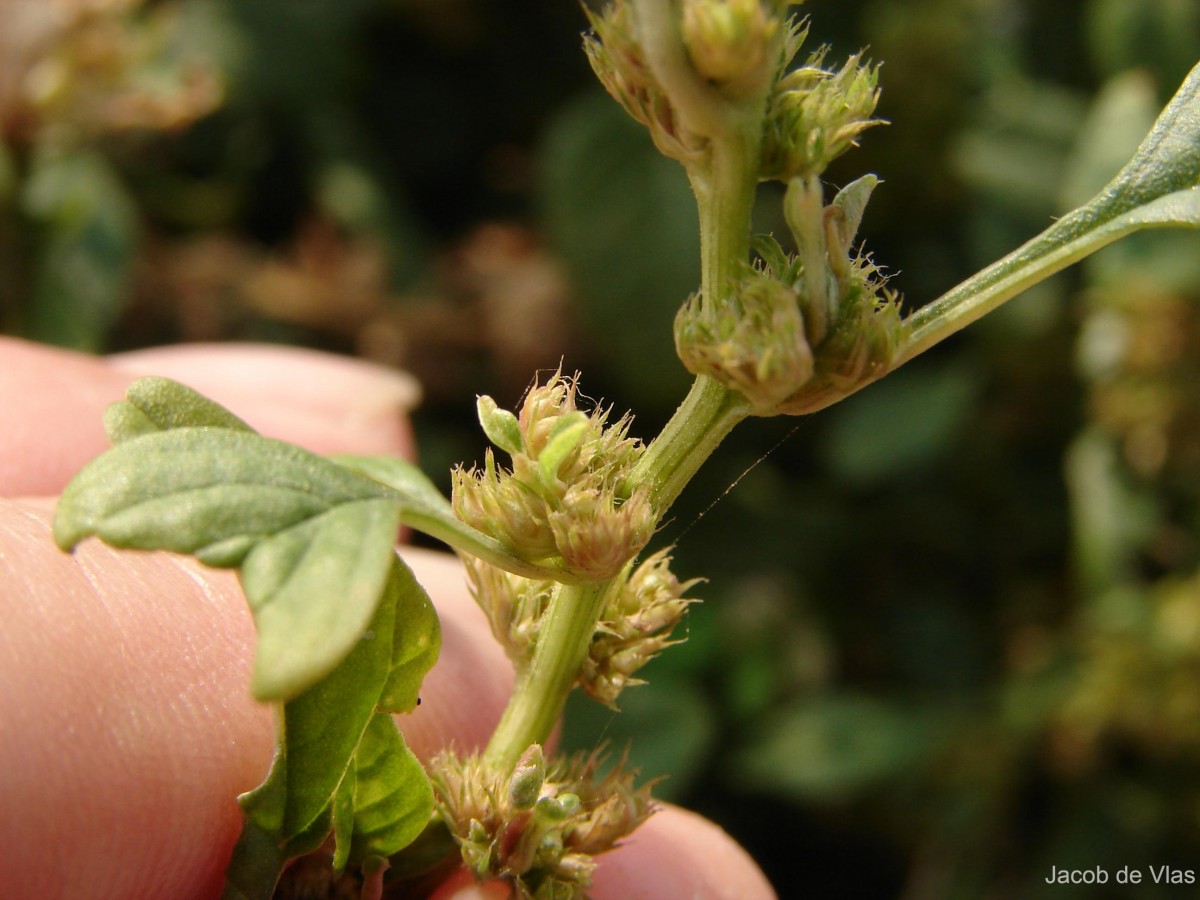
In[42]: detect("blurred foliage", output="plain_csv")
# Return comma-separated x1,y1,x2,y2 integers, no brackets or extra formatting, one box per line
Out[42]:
4,0,1200,896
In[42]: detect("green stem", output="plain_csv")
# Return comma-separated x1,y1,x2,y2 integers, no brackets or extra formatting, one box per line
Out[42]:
690,135,759,305
483,582,612,770
631,374,748,514
896,205,1112,366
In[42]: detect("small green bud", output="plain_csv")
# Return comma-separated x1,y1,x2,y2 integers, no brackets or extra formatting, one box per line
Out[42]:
509,745,547,811
477,395,525,457
538,411,589,483
681,0,782,100
535,791,582,824
761,50,883,180
463,819,494,880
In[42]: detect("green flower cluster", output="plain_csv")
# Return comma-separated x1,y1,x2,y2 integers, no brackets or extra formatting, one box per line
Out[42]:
677,175,907,415
465,548,698,707
451,373,654,580
430,745,654,899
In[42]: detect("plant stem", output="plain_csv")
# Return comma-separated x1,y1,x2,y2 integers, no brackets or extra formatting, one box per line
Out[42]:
483,581,612,770
631,373,748,514
896,205,1109,366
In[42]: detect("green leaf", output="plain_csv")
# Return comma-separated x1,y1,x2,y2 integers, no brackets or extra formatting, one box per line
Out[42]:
820,361,979,487
378,556,440,714
54,428,387,563
331,755,358,872
332,454,585,584
828,174,879,248
734,694,944,802
343,713,435,865
902,61,1200,365
243,575,398,838
21,150,138,351
104,376,253,442
219,819,289,900
240,497,403,700
540,91,696,405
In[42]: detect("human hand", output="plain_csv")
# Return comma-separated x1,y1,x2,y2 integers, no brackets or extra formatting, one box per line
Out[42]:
0,338,775,899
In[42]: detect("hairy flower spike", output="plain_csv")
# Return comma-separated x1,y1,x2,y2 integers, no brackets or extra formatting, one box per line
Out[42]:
430,747,654,899
452,372,652,579
761,49,883,180
675,174,908,415
581,549,701,707
675,264,814,414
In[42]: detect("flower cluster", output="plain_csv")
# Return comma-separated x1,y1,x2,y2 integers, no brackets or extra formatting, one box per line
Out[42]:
583,0,708,165
583,0,794,165
452,372,654,580
580,549,700,707
430,745,654,899
677,174,907,415
680,0,788,101
760,48,883,181
465,548,698,705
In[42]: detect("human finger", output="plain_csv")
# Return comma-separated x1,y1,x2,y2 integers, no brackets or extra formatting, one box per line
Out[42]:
0,338,420,496
0,500,510,900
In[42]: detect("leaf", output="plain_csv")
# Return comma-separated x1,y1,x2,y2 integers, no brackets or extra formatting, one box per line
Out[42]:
54,428,387,564
903,62,1200,364
378,556,440,714
828,174,879,248
538,411,589,483
331,756,358,872
477,395,524,456
240,497,403,700
219,819,289,900
342,713,435,866
242,574,397,838
332,454,585,583
539,91,696,405
104,376,253,442
820,361,979,487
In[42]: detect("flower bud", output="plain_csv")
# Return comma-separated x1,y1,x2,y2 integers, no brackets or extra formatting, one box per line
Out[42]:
675,267,815,414
761,50,883,180
429,748,652,897
452,372,650,578
509,745,547,811
584,0,709,164
477,395,524,457
580,550,700,707
681,0,783,100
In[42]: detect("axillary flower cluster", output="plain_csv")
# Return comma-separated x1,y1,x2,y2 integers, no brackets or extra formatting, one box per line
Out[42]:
452,373,654,581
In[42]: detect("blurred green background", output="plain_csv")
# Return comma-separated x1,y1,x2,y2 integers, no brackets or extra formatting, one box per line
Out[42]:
4,0,1200,895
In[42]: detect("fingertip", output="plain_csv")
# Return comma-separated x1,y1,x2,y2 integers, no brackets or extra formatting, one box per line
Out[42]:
591,803,776,900
109,343,421,458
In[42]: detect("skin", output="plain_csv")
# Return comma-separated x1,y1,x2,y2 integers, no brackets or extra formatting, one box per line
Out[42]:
0,337,776,900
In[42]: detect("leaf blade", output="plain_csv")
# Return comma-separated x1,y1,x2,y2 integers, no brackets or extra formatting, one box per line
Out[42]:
54,429,386,560
241,497,404,700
